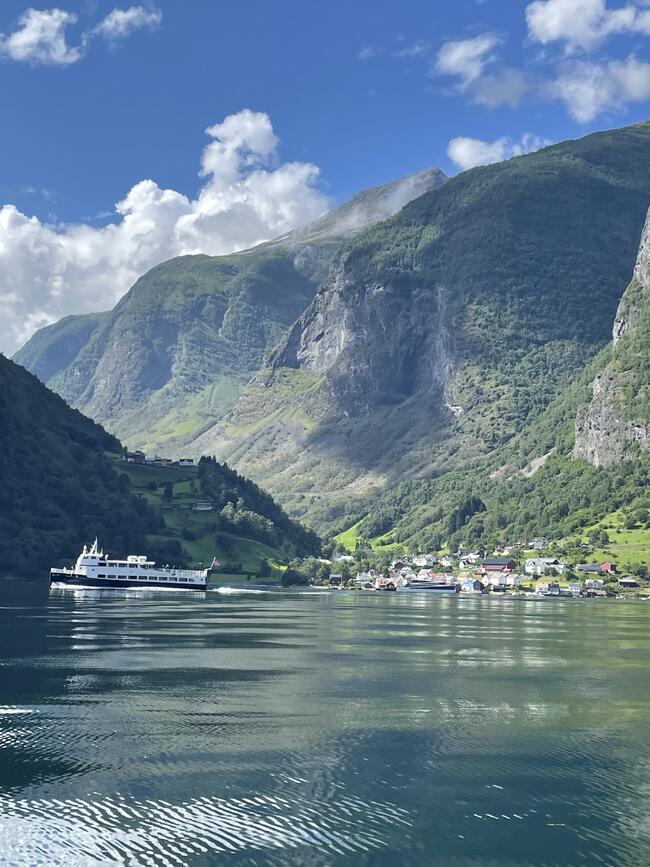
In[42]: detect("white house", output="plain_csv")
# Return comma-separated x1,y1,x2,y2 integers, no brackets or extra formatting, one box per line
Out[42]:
413,554,437,568
486,573,522,589
193,502,214,512
178,458,194,467
524,557,565,577
461,578,485,593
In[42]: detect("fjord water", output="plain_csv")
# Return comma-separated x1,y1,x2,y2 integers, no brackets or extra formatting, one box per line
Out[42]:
1,587,649,866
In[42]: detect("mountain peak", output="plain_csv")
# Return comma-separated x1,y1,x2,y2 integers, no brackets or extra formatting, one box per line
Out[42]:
254,167,447,250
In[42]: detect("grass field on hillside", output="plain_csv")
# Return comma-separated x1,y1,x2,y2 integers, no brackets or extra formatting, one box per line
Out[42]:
115,459,291,575
571,511,650,567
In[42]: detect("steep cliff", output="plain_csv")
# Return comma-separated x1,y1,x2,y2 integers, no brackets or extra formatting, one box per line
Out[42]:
15,168,445,454
192,121,650,533
574,211,650,466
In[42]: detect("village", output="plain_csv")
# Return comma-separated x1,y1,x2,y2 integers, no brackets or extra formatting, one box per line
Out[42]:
322,543,647,597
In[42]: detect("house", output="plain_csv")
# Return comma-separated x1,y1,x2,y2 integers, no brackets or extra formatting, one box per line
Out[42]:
524,557,565,577
577,564,603,575
461,578,485,593
459,553,481,570
568,581,582,596
600,561,618,574
485,573,522,588
178,458,194,467
329,573,343,587
413,554,437,568
333,553,355,563
126,450,146,464
440,556,454,568
530,537,550,550
391,560,409,571
585,578,604,590
193,502,214,512
618,576,640,589
481,557,516,573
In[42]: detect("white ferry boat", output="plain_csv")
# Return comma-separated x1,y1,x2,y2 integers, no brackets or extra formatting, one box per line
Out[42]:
50,541,208,591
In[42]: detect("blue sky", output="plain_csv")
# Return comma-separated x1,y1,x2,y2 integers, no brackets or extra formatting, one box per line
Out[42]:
2,0,650,353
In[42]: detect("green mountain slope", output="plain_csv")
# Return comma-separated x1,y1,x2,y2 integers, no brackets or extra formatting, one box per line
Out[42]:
116,457,321,576
335,206,650,565
193,121,650,535
15,169,445,455
13,311,110,384
0,354,157,576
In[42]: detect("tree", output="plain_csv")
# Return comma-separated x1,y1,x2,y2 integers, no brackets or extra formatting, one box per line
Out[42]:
163,482,174,502
281,568,308,587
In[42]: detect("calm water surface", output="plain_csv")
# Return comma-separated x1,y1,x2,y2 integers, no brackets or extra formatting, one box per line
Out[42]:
0,584,649,866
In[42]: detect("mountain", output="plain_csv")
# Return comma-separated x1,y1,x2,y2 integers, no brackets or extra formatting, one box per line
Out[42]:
12,311,110,385
14,168,445,455
574,207,650,466
329,211,650,559
0,354,156,576
191,122,650,535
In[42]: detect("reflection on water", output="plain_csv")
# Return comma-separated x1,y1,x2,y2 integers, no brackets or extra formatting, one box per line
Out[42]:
0,585,649,865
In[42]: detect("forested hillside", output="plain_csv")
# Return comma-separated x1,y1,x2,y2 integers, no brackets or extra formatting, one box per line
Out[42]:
0,355,158,576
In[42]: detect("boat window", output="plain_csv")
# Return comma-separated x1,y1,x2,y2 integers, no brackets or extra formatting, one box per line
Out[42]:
98,574,105,578
138,576,147,580
169,577,177,581
158,577,167,581
119,575,127,579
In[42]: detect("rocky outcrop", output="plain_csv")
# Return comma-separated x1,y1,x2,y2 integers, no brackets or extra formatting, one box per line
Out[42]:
574,209,650,466
270,259,454,417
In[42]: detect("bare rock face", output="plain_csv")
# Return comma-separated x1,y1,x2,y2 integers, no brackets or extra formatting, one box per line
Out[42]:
574,208,650,465
269,255,454,418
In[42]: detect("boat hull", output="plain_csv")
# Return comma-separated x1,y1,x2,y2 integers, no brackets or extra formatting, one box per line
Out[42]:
50,571,206,591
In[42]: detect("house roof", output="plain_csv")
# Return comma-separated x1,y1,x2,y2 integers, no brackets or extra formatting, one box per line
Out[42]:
577,564,602,572
482,557,515,566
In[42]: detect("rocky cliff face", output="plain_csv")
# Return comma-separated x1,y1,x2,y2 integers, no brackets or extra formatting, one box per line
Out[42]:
574,210,650,466
270,258,454,417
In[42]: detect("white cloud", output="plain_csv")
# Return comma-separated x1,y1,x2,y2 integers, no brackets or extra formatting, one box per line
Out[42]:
526,0,650,53
0,8,81,65
93,6,162,41
0,5,163,66
436,34,501,86
447,133,553,171
358,44,376,60
470,68,529,108
549,54,650,121
434,34,528,108
0,110,328,355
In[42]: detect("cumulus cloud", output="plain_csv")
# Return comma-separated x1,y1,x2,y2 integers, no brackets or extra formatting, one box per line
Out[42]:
92,6,162,41
0,8,81,65
434,34,528,108
0,110,328,355
436,34,501,86
526,0,650,53
548,54,650,121
0,5,162,65
447,133,553,171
